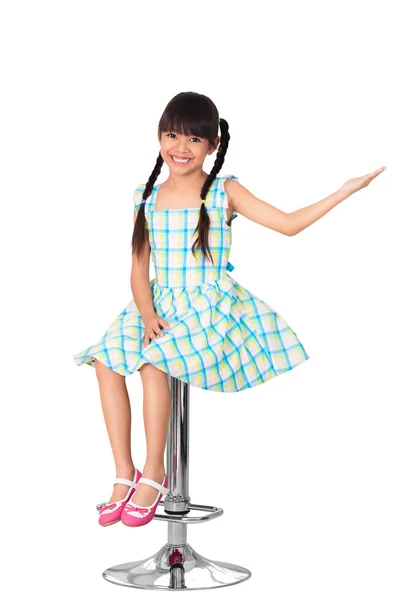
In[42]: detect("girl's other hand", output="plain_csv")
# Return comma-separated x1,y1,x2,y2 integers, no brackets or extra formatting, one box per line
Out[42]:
339,166,387,197
142,312,170,348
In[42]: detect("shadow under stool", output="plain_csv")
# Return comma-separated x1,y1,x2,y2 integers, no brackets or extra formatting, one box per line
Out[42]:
96,374,251,590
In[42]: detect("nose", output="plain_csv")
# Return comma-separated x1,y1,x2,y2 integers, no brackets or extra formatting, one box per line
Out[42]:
175,137,190,153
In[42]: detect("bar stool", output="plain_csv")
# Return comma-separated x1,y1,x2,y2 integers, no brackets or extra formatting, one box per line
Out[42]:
96,374,251,590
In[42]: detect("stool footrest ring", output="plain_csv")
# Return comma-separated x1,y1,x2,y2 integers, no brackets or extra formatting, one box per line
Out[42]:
153,500,223,524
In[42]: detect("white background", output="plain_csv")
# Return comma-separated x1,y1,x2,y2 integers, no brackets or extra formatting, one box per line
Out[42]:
1,0,399,598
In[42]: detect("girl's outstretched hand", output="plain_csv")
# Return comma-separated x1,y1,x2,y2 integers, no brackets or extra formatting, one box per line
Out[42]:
142,312,170,348
339,166,387,196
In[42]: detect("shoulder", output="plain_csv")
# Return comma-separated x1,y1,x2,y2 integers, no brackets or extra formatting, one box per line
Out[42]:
218,174,240,206
220,174,239,192
133,183,150,229
133,183,147,209
133,183,146,201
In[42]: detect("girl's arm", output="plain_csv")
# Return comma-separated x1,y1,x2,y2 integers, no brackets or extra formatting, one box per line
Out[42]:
227,167,386,236
130,212,155,319
131,203,170,347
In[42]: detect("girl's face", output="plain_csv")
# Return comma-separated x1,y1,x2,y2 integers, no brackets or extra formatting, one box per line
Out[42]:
159,130,219,174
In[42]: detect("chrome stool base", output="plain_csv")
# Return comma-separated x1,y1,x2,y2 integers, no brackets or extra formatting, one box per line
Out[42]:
103,542,251,590
101,376,251,589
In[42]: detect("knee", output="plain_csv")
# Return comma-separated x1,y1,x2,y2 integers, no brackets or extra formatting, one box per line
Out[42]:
93,357,124,381
140,362,159,373
93,357,105,377
139,362,168,380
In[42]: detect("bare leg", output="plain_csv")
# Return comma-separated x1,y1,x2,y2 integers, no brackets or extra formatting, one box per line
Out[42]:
131,363,171,507
93,358,135,503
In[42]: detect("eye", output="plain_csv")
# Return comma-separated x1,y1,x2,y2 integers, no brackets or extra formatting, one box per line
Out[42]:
166,133,202,142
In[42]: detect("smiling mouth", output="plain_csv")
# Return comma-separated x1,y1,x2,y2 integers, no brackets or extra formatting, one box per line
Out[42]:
171,155,192,164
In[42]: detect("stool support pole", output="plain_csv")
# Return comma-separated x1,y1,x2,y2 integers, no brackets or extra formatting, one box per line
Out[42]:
165,374,190,546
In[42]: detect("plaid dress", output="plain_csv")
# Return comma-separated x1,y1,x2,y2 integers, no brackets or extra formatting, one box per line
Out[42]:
73,174,310,392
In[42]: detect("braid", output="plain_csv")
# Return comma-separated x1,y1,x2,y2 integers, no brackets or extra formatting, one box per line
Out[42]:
131,152,164,257
191,117,231,262
143,152,164,201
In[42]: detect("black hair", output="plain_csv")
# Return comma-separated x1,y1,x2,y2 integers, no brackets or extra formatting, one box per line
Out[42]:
131,91,231,263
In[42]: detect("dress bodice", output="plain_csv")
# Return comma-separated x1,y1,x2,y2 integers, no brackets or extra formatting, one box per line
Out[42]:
134,175,239,288
75,173,310,391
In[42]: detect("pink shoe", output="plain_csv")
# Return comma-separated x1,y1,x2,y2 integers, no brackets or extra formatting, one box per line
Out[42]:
121,474,169,527
97,467,143,527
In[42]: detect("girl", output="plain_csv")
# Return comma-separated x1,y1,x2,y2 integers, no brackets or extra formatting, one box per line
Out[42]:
73,91,386,528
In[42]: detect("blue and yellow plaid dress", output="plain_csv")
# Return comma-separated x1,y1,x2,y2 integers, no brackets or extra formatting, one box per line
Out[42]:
73,174,310,392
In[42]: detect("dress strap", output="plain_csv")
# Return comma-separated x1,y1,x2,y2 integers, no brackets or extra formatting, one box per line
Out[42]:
134,183,156,228
134,184,146,215
218,175,240,274
218,174,239,208
218,174,240,228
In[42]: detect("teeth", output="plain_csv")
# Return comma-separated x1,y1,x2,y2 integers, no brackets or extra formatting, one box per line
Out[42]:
172,156,190,163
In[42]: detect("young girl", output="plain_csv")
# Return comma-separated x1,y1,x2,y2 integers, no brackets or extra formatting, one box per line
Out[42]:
73,91,386,528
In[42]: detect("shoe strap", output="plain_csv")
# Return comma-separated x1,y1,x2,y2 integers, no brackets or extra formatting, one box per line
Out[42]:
139,476,169,495
114,477,136,487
